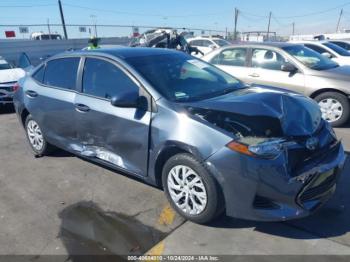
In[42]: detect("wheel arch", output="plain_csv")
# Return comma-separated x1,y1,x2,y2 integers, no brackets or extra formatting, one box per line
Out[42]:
20,108,30,127
153,142,203,188
310,88,349,99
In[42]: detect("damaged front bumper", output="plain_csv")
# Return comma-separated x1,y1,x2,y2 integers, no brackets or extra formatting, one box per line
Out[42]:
205,134,346,222
0,82,16,105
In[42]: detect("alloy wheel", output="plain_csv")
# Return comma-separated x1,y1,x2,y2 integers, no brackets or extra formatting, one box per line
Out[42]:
27,120,44,151
167,165,207,215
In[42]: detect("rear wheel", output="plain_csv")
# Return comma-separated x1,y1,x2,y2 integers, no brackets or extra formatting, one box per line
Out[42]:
25,115,53,156
315,92,350,127
162,153,224,224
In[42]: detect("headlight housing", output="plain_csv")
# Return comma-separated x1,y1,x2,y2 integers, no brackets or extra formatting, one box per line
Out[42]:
227,137,294,159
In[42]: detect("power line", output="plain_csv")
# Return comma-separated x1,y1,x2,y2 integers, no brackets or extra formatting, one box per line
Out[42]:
63,3,230,18
239,2,350,20
0,4,55,8
275,2,350,19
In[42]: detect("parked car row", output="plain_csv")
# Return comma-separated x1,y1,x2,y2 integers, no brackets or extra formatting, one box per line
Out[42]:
202,41,350,127
11,46,345,224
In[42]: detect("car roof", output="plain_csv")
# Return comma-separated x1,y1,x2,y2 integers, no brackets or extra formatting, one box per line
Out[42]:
188,37,221,40
291,40,328,45
56,47,182,59
221,42,301,49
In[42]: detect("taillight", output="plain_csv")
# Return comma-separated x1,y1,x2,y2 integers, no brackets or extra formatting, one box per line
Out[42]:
13,82,20,92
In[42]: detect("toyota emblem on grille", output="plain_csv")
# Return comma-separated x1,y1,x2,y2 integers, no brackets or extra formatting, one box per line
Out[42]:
306,137,319,151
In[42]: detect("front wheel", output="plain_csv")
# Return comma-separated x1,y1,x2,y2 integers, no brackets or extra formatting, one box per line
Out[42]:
162,153,224,224
25,115,53,156
315,92,350,127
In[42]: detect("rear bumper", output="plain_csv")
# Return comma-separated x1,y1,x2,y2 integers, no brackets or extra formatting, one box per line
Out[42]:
206,140,346,222
0,82,16,105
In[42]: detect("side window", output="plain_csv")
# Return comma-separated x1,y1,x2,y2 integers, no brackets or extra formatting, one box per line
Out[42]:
82,58,139,99
32,65,45,83
202,40,213,47
212,48,247,67
190,40,203,46
252,49,287,71
305,44,331,56
43,57,80,90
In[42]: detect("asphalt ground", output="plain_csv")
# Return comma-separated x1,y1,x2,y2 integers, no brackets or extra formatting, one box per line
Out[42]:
1,105,350,261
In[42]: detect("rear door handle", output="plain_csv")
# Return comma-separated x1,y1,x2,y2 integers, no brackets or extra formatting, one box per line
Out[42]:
75,103,90,112
248,73,260,78
25,90,38,98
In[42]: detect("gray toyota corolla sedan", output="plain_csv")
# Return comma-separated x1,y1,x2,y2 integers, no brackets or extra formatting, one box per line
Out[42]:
13,48,345,223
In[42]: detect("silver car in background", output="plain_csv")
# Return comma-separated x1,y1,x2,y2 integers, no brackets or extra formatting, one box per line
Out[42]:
202,43,350,127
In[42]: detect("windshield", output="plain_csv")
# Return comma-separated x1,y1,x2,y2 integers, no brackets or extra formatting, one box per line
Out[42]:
0,60,12,70
126,52,243,102
282,45,339,70
323,42,350,56
213,39,231,47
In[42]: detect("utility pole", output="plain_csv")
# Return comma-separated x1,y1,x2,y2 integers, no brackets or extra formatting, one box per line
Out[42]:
233,8,239,41
267,11,272,41
90,14,98,38
47,18,51,39
292,22,295,35
58,0,68,39
336,8,343,33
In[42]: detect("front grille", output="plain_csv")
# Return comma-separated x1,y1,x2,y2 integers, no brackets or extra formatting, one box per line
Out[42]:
253,195,279,209
297,169,337,205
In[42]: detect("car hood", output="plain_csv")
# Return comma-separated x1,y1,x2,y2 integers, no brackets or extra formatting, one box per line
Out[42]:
0,68,25,83
308,65,350,81
186,86,322,137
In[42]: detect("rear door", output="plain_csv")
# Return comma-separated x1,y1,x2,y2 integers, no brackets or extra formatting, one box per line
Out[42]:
247,48,305,94
25,57,80,148
74,57,151,176
210,47,250,82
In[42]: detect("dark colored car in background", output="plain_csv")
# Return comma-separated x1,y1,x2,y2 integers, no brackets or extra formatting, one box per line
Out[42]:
13,48,345,223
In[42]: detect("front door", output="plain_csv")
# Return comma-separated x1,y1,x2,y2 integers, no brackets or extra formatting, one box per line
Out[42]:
247,48,305,94
74,57,151,176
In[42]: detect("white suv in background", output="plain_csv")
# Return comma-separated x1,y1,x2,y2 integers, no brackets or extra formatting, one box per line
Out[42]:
291,40,350,66
187,37,231,57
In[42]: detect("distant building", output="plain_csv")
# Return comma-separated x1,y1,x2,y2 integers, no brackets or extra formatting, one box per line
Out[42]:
240,31,277,42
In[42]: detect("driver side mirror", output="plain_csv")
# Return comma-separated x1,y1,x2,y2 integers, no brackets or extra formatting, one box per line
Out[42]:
281,62,298,73
111,92,140,108
321,52,332,59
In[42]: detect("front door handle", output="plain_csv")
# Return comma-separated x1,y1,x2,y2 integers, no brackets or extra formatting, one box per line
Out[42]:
75,103,90,112
25,90,38,98
248,73,260,78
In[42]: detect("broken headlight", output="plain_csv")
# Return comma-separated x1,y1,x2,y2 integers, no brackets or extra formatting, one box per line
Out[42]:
227,137,293,159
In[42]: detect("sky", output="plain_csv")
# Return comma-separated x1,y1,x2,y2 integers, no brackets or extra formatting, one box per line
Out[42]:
0,0,350,38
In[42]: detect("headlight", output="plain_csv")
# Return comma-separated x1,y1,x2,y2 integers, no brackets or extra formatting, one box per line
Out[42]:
227,137,293,159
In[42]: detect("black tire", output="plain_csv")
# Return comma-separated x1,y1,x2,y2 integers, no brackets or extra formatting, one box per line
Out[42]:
314,92,350,127
162,153,224,224
25,114,54,156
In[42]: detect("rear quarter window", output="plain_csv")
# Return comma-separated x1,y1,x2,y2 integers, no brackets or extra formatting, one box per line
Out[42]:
32,65,45,83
